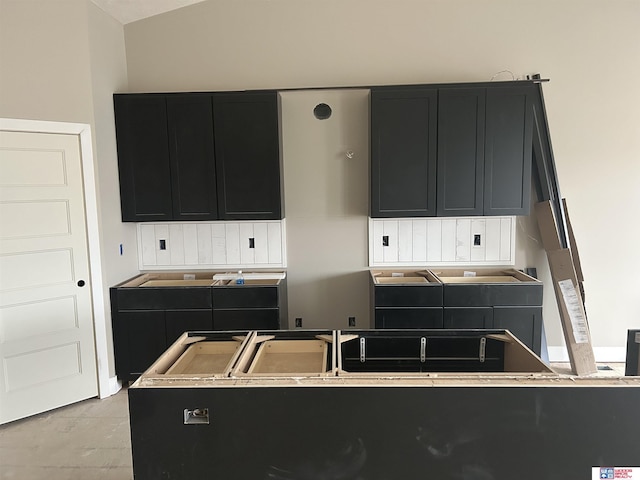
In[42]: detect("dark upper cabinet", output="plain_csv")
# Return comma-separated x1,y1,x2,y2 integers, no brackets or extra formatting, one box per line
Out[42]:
114,91,282,222
484,85,534,215
114,94,173,222
213,92,282,220
437,88,485,216
166,94,218,220
370,82,535,218
370,87,438,217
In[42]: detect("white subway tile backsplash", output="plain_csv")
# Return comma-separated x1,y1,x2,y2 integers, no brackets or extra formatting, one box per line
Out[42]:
485,218,501,261
211,223,227,264
470,219,486,262
137,220,287,270
441,219,456,262
182,224,199,265
169,224,185,265
253,223,269,264
398,220,413,262
455,219,471,262
239,223,255,265
140,224,157,266
382,221,399,263
267,222,283,265
155,224,170,265
224,223,241,265
197,224,213,264
412,219,428,263
369,216,515,267
426,220,442,262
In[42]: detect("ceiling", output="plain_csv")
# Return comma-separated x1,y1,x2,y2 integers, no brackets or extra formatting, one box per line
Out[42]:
90,0,206,25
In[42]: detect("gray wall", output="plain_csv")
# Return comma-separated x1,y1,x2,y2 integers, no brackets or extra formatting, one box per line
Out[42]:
280,89,370,329
122,0,640,352
0,0,138,376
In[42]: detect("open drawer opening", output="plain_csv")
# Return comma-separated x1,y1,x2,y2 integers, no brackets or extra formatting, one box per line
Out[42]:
337,330,551,375
232,331,335,377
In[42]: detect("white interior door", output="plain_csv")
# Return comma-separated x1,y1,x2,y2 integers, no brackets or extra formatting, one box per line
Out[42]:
0,130,98,424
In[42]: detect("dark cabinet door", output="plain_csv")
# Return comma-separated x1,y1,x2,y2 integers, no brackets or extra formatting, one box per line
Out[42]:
165,310,214,345
374,308,444,329
213,309,280,331
493,306,542,354
437,88,485,216
370,87,438,217
116,311,167,380
484,85,534,215
213,92,282,220
443,307,493,329
114,94,173,222
167,94,218,220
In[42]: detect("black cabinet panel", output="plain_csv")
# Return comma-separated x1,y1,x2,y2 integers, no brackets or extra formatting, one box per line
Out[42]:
117,287,212,310
111,278,287,381
117,311,167,379
484,85,534,215
213,92,281,220
374,308,443,329
213,309,279,331
437,88,485,216
165,310,214,345
443,307,493,329
166,94,218,220
130,384,640,480
493,306,542,353
443,283,543,307
374,284,443,307
115,91,282,222
212,286,279,309
370,82,533,218
114,94,173,222
370,88,437,217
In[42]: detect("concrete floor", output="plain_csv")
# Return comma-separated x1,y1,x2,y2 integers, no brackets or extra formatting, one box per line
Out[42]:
0,388,132,480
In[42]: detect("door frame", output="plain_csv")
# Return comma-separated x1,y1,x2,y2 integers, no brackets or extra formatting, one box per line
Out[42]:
0,117,110,398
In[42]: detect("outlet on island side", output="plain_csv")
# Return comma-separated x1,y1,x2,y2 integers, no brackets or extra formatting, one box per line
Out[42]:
348,316,356,327
295,317,302,328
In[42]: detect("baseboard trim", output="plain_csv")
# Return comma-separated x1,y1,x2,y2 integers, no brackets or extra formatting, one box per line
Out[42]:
548,346,627,363
105,376,122,397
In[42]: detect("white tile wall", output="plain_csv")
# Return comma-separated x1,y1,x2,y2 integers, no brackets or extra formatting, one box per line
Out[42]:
137,220,287,270
369,217,515,267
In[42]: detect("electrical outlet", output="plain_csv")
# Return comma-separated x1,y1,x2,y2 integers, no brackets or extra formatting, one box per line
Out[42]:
295,317,302,328
348,316,356,327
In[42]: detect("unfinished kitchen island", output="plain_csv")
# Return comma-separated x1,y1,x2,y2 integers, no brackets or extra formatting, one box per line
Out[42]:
128,329,640,480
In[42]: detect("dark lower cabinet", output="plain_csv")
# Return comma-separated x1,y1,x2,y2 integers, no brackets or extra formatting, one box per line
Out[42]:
128,329,640,480
115,311,167,379
374,308,443,329
370,270,543,355
165,310,214,345
493,306,542,354
443,307,493,329
213,309,280,331
111,275,287,382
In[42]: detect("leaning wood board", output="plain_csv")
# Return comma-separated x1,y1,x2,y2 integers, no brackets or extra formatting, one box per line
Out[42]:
536,200,596,376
